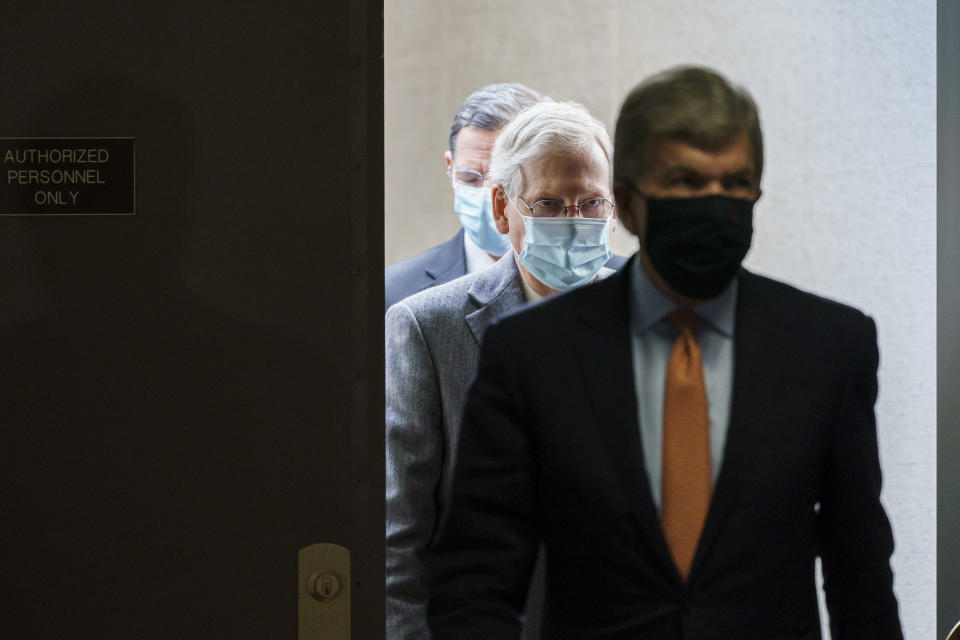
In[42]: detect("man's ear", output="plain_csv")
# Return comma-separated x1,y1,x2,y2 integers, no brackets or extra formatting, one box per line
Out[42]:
492,186,510,234
613,180,640,238
444,150,453,177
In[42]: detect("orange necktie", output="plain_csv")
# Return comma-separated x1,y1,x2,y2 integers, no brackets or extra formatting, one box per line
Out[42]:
661,309,711,580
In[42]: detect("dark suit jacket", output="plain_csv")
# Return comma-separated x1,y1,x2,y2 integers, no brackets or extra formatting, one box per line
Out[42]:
385,228,628,311
386,230,468,311
425,257,902,640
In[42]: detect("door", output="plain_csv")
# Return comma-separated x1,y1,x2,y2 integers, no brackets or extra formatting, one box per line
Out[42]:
0,2,383,638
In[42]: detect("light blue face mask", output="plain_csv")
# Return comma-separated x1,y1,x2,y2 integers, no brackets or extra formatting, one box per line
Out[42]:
453,182,512,256
516,213,613,291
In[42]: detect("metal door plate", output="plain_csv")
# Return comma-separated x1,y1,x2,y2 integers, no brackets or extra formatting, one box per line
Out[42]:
299,543,350,639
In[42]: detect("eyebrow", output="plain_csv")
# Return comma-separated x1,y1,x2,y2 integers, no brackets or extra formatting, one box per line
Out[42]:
664,165,756,180
727,168,756,180
527,192,610,203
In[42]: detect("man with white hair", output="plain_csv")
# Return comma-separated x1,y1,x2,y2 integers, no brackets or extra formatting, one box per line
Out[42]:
384,83,543,311
386,101,617,639
384,83,626,311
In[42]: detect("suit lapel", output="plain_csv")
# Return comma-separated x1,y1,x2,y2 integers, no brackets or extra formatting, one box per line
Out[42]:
464,256,525,345
423,229,467,289
574,266,788,586
571,263,681,585
688,269,784,581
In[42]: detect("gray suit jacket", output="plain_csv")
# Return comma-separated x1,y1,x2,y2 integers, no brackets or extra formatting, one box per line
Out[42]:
385,255,526,640
386,256,615,638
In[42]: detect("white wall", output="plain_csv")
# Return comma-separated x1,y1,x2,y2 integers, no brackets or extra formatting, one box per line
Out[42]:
385,2,936,637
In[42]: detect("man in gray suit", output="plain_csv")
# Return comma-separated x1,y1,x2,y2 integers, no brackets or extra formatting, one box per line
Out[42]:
386,101,619,639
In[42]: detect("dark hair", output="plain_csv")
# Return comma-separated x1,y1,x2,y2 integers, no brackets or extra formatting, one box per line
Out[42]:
448,83,544,155
614,66,763,186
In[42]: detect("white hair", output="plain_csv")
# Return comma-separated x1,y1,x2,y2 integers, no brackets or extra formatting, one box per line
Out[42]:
487,101,613,199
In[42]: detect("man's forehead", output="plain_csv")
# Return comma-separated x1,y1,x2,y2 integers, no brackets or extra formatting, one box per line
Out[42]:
453,126,499,163
521,145,611,191
651,136,755,174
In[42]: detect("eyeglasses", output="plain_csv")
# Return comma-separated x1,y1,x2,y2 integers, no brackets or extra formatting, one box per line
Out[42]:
515,196,615,219
449,168,486,188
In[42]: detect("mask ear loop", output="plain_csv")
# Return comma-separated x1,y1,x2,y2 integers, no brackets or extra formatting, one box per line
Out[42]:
507,196,530,263
447,164,457,191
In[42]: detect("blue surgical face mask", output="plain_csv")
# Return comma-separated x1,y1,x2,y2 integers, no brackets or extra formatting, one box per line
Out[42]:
452,182,512,256
516,212,613,291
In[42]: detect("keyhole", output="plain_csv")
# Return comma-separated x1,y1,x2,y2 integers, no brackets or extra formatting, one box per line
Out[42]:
309,572,340,601
319,576,333,597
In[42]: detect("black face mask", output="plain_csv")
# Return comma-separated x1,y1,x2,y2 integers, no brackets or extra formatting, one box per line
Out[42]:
640,193,755,299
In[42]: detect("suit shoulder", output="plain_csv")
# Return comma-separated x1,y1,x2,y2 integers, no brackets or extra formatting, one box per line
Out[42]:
387,270,478,325
743,271,873,329
384,243,443,299
385,232,464,309
385,241,446,281
491,266,625,334
604,253,629,271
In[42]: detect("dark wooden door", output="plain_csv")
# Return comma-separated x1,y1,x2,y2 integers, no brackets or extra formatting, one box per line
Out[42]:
0,2,383,638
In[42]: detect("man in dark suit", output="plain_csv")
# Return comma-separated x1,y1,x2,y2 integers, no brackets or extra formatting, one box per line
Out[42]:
425,66,903,639
384,83,626,311
384,83,544,310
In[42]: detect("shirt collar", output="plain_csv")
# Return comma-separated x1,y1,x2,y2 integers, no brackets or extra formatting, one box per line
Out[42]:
463,231,498,274
629,254,737,337
520,271,545,303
